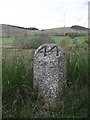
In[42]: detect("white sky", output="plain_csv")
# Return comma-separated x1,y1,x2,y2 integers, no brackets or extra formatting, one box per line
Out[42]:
0,0,89,29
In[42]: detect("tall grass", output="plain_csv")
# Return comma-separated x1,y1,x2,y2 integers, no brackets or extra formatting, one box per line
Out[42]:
2,49,34,118
2,40,88,118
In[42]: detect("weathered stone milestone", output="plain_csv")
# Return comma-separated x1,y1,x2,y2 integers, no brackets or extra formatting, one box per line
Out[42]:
33,44,67,108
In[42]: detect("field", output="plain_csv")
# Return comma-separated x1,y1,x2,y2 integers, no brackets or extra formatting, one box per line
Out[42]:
51,35,88,44
2,34,88,118
1,35,87,46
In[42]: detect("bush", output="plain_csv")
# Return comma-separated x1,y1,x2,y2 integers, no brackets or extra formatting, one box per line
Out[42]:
12,34,55,49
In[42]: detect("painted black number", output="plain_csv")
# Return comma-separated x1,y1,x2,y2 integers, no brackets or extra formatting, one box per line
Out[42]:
38,45,59,57
37,45,47,56
50,45,59,56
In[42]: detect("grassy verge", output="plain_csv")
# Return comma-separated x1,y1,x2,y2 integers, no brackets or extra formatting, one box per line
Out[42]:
2,43,88,118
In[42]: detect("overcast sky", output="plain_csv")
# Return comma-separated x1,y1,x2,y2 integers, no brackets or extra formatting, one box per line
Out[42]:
0,0,89,29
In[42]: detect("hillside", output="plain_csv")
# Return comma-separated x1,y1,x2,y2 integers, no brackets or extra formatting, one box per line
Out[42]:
0,24,40,37
71,25,89,31
0,24,88,37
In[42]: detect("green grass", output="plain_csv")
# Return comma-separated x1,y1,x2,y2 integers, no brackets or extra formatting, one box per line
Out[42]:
0,37,2,44
2,37,15,45
74,36,87,43
51,35,87,44
51,36,66,43
2,40,88,118
1,35,87,47
2,49,34,118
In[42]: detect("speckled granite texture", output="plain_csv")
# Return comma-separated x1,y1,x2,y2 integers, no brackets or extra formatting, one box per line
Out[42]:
33,44,67,108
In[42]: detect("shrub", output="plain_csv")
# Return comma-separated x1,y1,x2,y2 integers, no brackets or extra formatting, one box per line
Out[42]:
12,34,55,49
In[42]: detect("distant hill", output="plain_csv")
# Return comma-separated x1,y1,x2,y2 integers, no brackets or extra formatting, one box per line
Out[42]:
0,24,88,37
2,24,39,30
0,24,40,37
71,25,89,31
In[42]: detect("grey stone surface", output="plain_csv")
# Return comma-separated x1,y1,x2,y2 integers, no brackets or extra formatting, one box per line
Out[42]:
33,44,67,108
